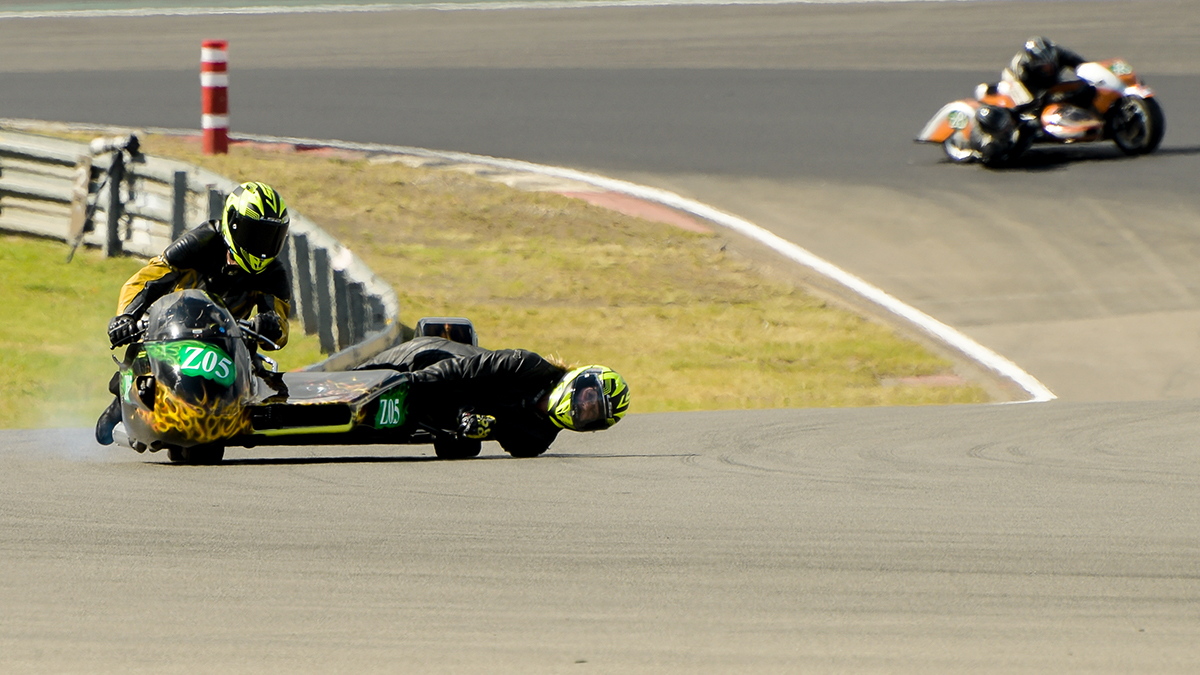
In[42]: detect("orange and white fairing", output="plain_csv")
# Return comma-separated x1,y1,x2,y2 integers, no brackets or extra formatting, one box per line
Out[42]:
916,99,981,144
1040,103,1104,142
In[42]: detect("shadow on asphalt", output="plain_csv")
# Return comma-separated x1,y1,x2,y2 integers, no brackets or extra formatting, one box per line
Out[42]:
1155,145,1200,157
148,452,692,467
981,144,1200,171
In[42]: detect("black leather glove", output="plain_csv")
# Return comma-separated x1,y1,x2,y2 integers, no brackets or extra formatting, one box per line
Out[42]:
250,311,284,348
107,314,139,348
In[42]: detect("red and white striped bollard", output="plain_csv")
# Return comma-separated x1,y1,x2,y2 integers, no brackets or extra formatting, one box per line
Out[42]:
201,40,229,155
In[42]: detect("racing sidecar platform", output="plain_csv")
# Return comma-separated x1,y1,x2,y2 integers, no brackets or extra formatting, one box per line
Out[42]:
112,289,484,463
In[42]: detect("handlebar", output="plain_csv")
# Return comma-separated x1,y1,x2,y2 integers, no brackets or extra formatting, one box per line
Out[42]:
237,319,281,352
112,317,279,352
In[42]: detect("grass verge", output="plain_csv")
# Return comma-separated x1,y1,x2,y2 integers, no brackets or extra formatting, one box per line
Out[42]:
0,234,323,429
0,130,988,428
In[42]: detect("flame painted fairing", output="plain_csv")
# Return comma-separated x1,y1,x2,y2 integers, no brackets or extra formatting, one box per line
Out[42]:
118,290,427,454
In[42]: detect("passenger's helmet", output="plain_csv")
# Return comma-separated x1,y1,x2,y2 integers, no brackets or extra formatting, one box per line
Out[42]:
221,182,290,274
975,105,1014,134
1019,36,1059,90
547,365,630,431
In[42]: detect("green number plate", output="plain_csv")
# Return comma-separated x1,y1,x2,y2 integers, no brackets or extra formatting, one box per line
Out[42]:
374,386,408,429
145,340,236,388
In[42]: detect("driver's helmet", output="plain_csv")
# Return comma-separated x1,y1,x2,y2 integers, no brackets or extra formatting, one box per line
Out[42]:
546,365,630,431
221,182,290,274
1018,36,1059,90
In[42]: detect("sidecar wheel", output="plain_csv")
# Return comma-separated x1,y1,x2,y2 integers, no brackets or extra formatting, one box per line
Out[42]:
434,437,482,460
1112,96,1165,155
942,134,975,163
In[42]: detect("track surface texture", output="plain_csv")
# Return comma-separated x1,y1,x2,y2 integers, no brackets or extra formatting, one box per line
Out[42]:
3,1,1200,673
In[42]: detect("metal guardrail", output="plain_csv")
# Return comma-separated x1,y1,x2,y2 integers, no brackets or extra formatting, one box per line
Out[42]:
0,127,402,371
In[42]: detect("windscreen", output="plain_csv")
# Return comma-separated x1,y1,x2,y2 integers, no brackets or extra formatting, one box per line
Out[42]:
144,289,241,345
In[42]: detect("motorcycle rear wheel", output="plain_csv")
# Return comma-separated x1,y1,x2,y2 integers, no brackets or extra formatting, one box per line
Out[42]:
1112,96,1165,155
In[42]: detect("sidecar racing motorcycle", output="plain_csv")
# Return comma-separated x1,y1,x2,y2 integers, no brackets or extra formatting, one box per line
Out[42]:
110,289,485,463
915,58,1164,166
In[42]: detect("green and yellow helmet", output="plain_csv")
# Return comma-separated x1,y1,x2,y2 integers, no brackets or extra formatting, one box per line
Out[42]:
546,365,630,431
221,182,290,274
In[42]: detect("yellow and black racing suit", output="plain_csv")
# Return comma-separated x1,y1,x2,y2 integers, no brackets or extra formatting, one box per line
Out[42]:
117,220,292,348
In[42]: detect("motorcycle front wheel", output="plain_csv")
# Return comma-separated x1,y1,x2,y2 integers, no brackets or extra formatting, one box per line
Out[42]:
167,443,226,464
1112,96,1165,155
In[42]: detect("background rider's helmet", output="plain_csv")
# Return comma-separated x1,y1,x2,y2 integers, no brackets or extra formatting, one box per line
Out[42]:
1019,36,1059,90
546,365,630,431
221,181,290,274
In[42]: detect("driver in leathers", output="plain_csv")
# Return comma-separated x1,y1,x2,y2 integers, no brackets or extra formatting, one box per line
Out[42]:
355,336,631,457
1006,36,1091,109
94,181,292,445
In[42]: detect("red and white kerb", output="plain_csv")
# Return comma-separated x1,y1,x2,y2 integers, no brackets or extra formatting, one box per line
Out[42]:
201,40,229,155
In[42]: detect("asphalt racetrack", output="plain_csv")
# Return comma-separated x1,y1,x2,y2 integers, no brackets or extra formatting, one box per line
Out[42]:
2,1,1200,672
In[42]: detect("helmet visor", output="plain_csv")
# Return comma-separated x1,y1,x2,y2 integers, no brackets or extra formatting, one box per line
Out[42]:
230,213,289,260
570,371,610,431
